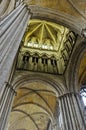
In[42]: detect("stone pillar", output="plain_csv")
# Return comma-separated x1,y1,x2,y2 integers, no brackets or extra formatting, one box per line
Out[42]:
48,121,53,130
48,59,53,73
29,56,33,70
38,57,42,71
0,2,31,98
0,82,16,130
58,92,86,130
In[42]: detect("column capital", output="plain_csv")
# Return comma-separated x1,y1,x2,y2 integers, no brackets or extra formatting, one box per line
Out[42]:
5,82,17,95
58,91,79,98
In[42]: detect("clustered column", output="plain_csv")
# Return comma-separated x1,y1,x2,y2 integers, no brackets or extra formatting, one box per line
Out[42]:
59,92,86,130
0,2,31,98
0,2,31,130
0,83,16,130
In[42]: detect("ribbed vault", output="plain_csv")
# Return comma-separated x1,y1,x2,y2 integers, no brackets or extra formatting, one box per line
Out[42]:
0,1,86,130
24,0,86,19
8,80,58,130
17,19,77,74
1,0,86,35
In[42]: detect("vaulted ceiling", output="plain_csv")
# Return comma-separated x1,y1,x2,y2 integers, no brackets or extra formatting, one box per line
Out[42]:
23,0,86,21
17,19,76,74
2,0,85,130
24,0,86,19
8,81,57,130
1,0,86,31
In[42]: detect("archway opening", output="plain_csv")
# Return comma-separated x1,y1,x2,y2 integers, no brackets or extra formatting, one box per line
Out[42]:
6,18,77,130
7,80,59,130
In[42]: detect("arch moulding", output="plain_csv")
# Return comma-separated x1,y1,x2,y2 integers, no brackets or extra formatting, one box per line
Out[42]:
65,40,86,92
11,71,66,96
29,5,86,36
